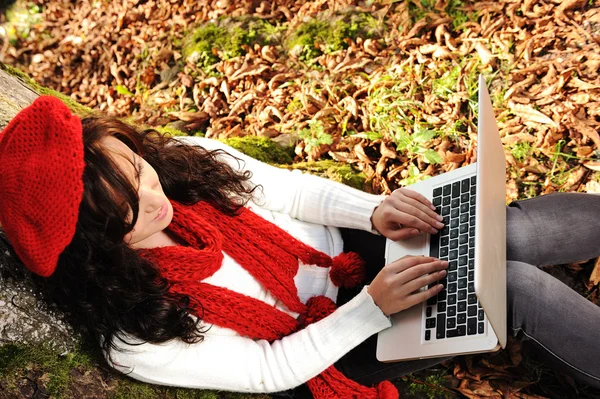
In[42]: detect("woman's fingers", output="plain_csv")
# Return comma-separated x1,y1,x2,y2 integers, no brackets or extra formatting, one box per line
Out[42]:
397,259,448,285
402,196,444,225
395,188,436,211
386,227,422,241
387,256,438,274
402,267,447,294
405,284,444,309
387,200,441,234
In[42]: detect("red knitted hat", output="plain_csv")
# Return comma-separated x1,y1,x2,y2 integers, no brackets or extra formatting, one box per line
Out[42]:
0,96,85,277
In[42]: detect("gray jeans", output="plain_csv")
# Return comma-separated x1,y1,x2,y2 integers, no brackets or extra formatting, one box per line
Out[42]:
333,193,600,389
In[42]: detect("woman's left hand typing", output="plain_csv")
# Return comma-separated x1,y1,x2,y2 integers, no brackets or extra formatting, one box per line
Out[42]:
371,188,444,241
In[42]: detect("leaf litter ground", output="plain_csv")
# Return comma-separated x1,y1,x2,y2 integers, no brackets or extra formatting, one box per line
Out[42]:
1,0,600,397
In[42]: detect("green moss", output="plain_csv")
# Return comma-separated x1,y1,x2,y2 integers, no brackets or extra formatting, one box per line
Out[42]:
0,343,92,397
287,160,366,190
222,135,294,164
0,62,93,116
154,125,189,137
182,18,284,69
287,12,384,62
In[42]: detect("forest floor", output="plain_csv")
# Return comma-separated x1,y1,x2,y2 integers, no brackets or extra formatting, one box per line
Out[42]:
1,0,600,398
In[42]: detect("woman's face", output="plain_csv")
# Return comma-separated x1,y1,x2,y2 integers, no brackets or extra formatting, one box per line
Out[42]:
101,136,173,248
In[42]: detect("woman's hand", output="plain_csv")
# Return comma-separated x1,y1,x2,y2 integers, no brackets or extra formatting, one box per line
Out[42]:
371,188,444,241
367,256,447,316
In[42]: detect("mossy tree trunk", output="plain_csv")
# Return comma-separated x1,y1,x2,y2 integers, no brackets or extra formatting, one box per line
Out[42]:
0,63,80,354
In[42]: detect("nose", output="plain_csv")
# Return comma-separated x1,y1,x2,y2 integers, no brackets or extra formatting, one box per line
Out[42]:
138,181,164,214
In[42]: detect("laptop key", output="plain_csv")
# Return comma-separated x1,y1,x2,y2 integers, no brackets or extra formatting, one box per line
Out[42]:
460,224,469,234
448,294,457,305
467,318,477,335
468,237,475,247
468,259,474,269
448,283,457,293
457,301,466,312
468,271,474,281
433,197,441,206
433,187,442,196
427,295,437,306
448,272,457,283
468,283,475,293
425,330,431,340
452,182,460,198
426,306,432,317
470,196,476,206
478,322,485,334
447,329,458,338
459,256,468,266
451,198,459,208
430,233,440,258
460,213,469,223
458,267,467,278
436,314,446,339
461,178,470,193
443,184,451,196
470,185,476,195
449,260,458,271
459,234,468,245
457,325,466,336
458,279,467,289
437,289,447,301
468,294,477,305
460,193,469,203
437,302,447,313
457,289,466,301
469,248,475,258
448,306,456,317
426,318,436,329
442,225,450,236
478,309,484,321
451,208,459,218
459,245,468,255
470,206,476,216
470,176,476,185
450,219,459,229
460,203,469,213
441,236,449,246
442,206,450,216
440,247,448,257
457,313,466,324
443,196,451,206
447,318,456,329
450,239,458,249
449,249,458,259
450,229,459,239
468,305,477,317
469,226,475,236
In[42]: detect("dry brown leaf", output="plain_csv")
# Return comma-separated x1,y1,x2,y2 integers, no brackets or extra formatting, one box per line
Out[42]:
589,257,600,286
509,102,557,128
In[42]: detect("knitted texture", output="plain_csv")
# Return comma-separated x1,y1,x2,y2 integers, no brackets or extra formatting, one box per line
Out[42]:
140,201,399,399
0,96,84,277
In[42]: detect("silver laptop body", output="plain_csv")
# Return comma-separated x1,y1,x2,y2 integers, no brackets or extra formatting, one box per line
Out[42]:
376,75,507,362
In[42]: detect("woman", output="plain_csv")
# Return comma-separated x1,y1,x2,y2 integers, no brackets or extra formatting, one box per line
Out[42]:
0,96,599,397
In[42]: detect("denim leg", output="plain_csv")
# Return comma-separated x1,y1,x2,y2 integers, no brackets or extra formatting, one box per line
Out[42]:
508,260,600,388
507,193,600,267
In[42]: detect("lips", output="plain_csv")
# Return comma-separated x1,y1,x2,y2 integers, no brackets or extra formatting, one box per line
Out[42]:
154,204,167,221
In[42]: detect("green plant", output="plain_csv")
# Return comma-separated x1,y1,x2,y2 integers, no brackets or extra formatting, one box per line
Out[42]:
511,141,533,162
298,120,333,153
287,12,384,62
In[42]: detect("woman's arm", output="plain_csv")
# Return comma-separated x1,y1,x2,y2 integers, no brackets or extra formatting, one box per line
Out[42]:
107,287,390,393
176,136,385,232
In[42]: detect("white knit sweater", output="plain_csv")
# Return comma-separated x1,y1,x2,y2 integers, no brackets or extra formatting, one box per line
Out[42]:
107,137,392,393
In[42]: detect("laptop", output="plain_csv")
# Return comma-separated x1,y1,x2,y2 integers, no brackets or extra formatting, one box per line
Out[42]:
376,75,507,362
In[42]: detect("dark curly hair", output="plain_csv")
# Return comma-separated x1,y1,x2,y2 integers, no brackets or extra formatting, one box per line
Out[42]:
36,117,257,361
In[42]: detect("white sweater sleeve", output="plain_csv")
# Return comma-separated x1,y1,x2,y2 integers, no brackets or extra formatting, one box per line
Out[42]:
175,136,385,232
108,287,391,392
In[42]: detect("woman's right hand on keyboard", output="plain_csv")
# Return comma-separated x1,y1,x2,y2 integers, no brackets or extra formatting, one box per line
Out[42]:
367,256,447,316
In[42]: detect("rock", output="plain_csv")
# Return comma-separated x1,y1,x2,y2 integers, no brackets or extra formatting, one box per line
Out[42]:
0,230,79,353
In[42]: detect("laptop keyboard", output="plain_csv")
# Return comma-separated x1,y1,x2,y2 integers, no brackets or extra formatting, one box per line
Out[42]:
424,175,487,341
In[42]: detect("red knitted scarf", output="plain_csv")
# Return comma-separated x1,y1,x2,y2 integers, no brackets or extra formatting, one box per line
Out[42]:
139,201,399,399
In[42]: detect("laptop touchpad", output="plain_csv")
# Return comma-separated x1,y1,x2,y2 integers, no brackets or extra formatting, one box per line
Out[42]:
386,233,427,264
